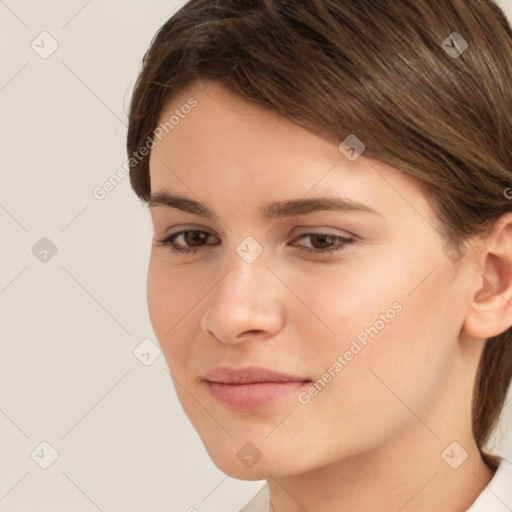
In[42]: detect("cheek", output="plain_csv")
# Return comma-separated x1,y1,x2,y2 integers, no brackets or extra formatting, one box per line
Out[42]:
147,253,205,326
288,248,462,418
147,257,172,338
147,256,200,372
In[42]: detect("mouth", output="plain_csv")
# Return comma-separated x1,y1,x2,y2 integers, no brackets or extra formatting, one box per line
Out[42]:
203,366,312,409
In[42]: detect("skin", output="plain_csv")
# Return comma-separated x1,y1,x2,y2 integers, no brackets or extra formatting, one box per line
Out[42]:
146,78,512,512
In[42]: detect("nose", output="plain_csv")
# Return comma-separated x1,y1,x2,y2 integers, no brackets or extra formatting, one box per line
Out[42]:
200,246,285,345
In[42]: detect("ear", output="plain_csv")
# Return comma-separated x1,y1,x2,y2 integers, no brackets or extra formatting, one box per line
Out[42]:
463,212,512,339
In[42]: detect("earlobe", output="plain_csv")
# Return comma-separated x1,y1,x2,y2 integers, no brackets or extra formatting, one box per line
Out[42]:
463,212,512,339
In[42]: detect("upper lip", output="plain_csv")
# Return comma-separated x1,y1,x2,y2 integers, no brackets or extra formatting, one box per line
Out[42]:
203,366,311,384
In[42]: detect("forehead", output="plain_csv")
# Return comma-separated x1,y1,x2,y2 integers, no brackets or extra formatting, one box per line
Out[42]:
153,78,343,158
148,80,438,232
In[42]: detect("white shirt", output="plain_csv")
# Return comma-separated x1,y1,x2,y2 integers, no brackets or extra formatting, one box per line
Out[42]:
239,456,512,512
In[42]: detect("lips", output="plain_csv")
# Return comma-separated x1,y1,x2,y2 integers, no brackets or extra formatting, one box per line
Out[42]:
203,366,312,408
204,366,310,384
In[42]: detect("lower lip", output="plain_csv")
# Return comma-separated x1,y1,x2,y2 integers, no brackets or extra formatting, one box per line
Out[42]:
205,381,310,409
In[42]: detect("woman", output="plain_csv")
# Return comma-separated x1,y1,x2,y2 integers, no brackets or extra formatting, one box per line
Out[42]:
126,1,512,510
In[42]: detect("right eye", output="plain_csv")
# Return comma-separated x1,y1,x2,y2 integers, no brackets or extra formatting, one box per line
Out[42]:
154,229,220,254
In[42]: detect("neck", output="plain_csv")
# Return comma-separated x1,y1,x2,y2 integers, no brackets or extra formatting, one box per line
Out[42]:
267,428,495,512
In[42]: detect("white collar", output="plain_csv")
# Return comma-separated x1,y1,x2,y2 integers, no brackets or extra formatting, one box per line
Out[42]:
466,456,512,511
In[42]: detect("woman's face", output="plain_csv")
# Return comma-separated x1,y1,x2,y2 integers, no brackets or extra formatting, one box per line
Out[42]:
147,79,479,479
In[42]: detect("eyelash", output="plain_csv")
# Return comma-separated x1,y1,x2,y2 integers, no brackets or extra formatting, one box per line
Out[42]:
154,230,355,255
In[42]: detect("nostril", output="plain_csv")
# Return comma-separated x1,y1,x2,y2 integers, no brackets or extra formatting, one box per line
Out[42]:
239,330,266,337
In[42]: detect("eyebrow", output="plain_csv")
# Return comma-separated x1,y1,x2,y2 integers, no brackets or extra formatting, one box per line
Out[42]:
148,192,382,218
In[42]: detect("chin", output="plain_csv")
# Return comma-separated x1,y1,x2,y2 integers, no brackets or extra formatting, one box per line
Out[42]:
226,467,270,481
201,439,305,480
211,455,278,481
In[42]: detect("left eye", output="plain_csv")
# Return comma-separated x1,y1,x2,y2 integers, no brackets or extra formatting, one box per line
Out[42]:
154,230,355,255
291,233,355,254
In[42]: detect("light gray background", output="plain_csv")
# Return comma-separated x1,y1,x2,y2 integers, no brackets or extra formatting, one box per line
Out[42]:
1,1,511,511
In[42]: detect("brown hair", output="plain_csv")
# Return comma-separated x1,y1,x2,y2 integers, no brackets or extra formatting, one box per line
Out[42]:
126,0,512,464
